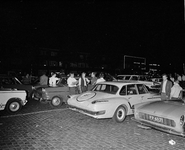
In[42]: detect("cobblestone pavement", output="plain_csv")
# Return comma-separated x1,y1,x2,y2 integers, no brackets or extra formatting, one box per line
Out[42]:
0,108,184,150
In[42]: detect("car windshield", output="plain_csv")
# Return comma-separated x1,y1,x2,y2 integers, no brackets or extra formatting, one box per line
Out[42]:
92,84,119,94
0,77,22,85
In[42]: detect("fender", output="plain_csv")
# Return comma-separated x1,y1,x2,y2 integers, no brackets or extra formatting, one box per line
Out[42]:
6,98,23,106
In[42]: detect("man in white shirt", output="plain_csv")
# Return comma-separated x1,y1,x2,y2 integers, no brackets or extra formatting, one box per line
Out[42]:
49,73,60,87
96,73,105,84
67,73,78,95
170,79,182,100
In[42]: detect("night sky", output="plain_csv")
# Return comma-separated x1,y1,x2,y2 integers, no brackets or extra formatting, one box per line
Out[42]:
0,1,184,66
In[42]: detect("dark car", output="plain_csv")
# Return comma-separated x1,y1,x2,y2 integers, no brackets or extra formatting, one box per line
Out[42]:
32,80,69,107
0,75,34,99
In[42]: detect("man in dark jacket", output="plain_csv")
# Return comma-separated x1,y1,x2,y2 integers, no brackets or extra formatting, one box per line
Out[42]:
160,74,173,100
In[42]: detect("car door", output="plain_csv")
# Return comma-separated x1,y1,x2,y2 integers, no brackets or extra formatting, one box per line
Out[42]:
136,84,152,102
136,84,160,102
119,84,142,108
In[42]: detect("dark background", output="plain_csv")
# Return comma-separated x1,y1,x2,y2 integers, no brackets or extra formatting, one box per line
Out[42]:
0,0,184,73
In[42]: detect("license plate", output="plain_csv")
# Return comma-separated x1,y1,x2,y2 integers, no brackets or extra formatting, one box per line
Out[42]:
148,115,164,124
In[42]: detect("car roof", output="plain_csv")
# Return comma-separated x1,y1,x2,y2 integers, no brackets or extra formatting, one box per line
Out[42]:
97,81,140,86
117,75,147,76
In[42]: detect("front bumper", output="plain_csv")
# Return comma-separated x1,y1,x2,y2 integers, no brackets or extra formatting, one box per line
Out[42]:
131,117,185,137
21,99,28,106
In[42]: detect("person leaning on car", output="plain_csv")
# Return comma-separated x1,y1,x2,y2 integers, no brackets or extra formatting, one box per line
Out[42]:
170,79,182,100
67,73,78,95
160,74,173,100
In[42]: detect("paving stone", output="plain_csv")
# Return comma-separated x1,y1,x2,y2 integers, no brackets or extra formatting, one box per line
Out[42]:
0,109,184,150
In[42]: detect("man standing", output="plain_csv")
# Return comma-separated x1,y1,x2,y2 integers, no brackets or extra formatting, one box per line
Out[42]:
90,72,97,85
170,79,182,100
160,74,173,100
96,73,105,84
49,72,60,87
78,72,90,93
39,72,48,85
67,73,78,95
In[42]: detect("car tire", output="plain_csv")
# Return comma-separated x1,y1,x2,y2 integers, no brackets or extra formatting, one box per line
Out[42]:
50,96,63,107
113,106,127,123
6,99,22,113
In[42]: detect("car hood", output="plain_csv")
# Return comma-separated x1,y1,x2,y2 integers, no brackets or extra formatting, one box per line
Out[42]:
75,91,115,102
138,100,185,117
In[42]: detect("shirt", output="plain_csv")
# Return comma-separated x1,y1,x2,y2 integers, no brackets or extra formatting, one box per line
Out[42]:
96,78,105,84
78,77,89,86
67,77,77,87
91,77,97,85
170,83,182,98
182,75,185,81
40,75,48,85
162,80,167,93
49,77,59,86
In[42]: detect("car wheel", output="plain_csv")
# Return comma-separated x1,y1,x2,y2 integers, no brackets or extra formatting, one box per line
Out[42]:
50,96,63,107
6,99,22,113
113,106,127,123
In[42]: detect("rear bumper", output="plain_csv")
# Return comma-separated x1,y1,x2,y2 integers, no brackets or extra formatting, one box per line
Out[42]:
131,117,185,137
68,104,106,118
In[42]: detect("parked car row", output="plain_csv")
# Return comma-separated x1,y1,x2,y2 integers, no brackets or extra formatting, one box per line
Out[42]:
67,81,185,137
1,73,184,137
116,74,161,91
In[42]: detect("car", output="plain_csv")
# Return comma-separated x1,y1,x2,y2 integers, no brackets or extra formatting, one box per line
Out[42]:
31,79,70,107
67,81,161,123
0,88,27,113
116,74,160,91
0,75,34,99
132,90,185,137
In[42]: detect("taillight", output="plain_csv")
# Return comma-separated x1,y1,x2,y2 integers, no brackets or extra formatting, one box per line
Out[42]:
42,88,46,92
180,115,185,126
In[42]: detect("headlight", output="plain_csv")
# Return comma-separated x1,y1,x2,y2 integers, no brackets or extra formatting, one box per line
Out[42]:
180,115,185,126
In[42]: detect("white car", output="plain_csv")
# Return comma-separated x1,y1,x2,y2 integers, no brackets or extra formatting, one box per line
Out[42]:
0,88,27,113
116,75,160,90
67,81,161,122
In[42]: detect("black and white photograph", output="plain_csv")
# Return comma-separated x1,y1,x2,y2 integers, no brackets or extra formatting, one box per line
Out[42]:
0,0,184,150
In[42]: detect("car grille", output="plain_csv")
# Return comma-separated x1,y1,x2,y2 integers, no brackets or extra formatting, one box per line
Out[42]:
139,112,176,127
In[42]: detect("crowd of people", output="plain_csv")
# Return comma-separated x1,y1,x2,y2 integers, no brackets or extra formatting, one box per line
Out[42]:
160,73,184,100
21,70,185,100
38,71,105,95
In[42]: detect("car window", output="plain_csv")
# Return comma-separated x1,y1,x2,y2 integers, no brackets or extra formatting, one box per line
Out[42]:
127,84,137,95
117,76,124,80
139,76,145,81
130,76,138,80
93,84,118,94
136,84,147,94
125,76,130,80
119,85,126,95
